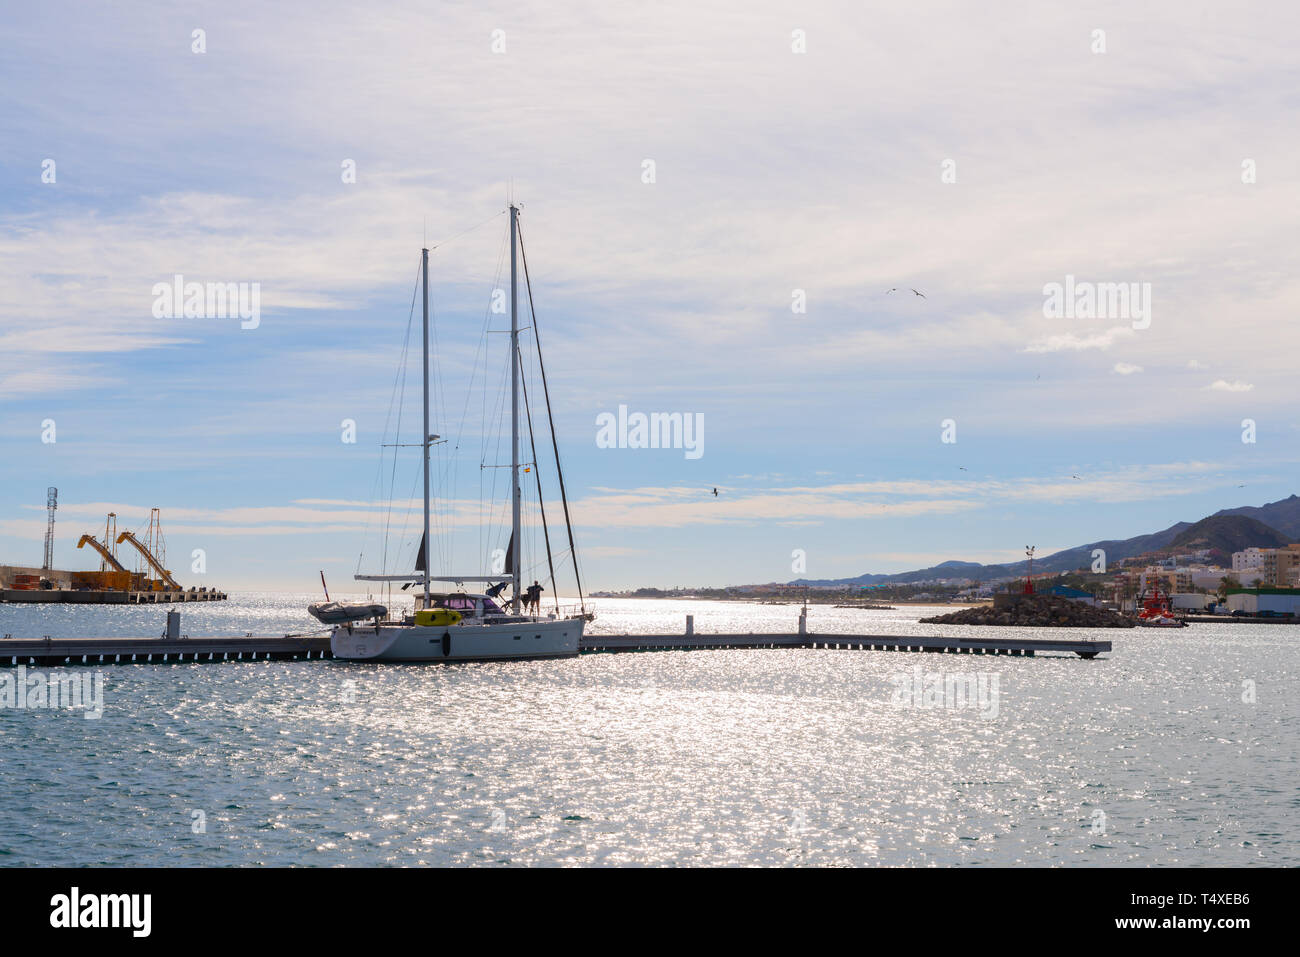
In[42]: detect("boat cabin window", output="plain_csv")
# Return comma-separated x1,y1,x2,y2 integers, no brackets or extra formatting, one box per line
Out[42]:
434,595,477,612
426,594,505,616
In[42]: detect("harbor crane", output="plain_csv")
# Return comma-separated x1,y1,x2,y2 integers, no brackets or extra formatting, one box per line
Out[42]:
76,534,128,572
115,530,180,590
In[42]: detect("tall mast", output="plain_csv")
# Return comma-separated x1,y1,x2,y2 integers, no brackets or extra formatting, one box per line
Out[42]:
421,246,432,606
509,204,522,613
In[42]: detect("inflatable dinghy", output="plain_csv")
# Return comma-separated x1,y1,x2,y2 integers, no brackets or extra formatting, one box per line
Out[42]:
308,601,388,625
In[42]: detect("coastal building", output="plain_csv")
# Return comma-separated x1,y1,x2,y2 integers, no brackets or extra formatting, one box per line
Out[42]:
1139,567,1192,594
0,564,74,589
1232,548,1266,574
1224,545,1300,587
1261,544,1300,587
1225,588,1300,616
1047,584,1102,606
1189,567,1234,591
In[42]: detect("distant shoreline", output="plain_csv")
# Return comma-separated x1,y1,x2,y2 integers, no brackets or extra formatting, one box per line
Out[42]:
587,595,987,609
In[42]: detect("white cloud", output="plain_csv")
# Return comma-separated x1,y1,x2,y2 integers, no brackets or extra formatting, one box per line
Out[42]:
14,462,1238,543
0,365,118,399
4,2,1300,590
2,2,1298,423
1207,379,1254,392
1023,326,1136,354
1112,362,1144,375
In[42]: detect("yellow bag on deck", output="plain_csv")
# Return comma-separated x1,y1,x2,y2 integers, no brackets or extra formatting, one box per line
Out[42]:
414,608,463,627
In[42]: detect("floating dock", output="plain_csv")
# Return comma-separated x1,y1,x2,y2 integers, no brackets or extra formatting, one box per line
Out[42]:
0,588,228,604
0,634,330,666
580,614,1110,658
1181,614,1297,625
580,632,1110,658
0,619,1111,665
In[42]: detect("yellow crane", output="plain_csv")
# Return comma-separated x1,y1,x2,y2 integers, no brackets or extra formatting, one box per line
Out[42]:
76,534,128,572
116,530,180,590
101,512,118,572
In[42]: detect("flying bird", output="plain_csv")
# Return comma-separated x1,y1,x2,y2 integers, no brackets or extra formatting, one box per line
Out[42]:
1072,475,1082,480
958,467,967,471
712,487,718,497
911,288,926,298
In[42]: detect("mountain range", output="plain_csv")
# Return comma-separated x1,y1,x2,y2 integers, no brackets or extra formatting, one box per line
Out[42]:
789,494,1300,586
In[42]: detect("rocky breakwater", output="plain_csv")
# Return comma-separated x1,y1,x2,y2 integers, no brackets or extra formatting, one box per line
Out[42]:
921,594,1135,628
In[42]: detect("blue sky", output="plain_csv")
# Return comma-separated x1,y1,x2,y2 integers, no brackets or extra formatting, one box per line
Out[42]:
1,1,1297,593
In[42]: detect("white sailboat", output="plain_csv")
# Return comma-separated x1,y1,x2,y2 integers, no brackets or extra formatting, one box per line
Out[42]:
320,204,587,662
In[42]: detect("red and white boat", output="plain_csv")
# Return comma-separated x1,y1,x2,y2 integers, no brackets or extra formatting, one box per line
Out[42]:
1136,581,1187,628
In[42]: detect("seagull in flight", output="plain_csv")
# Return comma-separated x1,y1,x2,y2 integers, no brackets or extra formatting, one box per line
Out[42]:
911,288,926,298
958,467,967,471
712,487,718,497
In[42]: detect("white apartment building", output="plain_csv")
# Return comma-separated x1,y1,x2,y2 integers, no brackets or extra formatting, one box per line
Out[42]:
1232,548,1266,574
1189,568,1232,591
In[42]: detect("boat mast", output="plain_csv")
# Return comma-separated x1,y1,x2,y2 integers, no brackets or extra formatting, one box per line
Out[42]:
509,204,522,614
421,246,432,607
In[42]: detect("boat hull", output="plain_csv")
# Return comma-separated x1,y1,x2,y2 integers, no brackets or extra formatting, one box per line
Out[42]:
330,615,583,662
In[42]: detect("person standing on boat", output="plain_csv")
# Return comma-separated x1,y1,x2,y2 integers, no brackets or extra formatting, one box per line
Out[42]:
527,581,543,614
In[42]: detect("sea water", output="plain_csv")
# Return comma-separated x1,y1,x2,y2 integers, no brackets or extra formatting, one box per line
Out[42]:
0,595,1294,866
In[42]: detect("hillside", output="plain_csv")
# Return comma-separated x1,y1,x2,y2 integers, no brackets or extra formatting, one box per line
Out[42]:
1169,514,1289,554
1214,494,1300,538
790,494,1297,587
792,521,1192,586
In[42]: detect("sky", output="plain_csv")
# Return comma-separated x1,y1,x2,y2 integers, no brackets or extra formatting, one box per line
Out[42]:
1,1,1297,594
